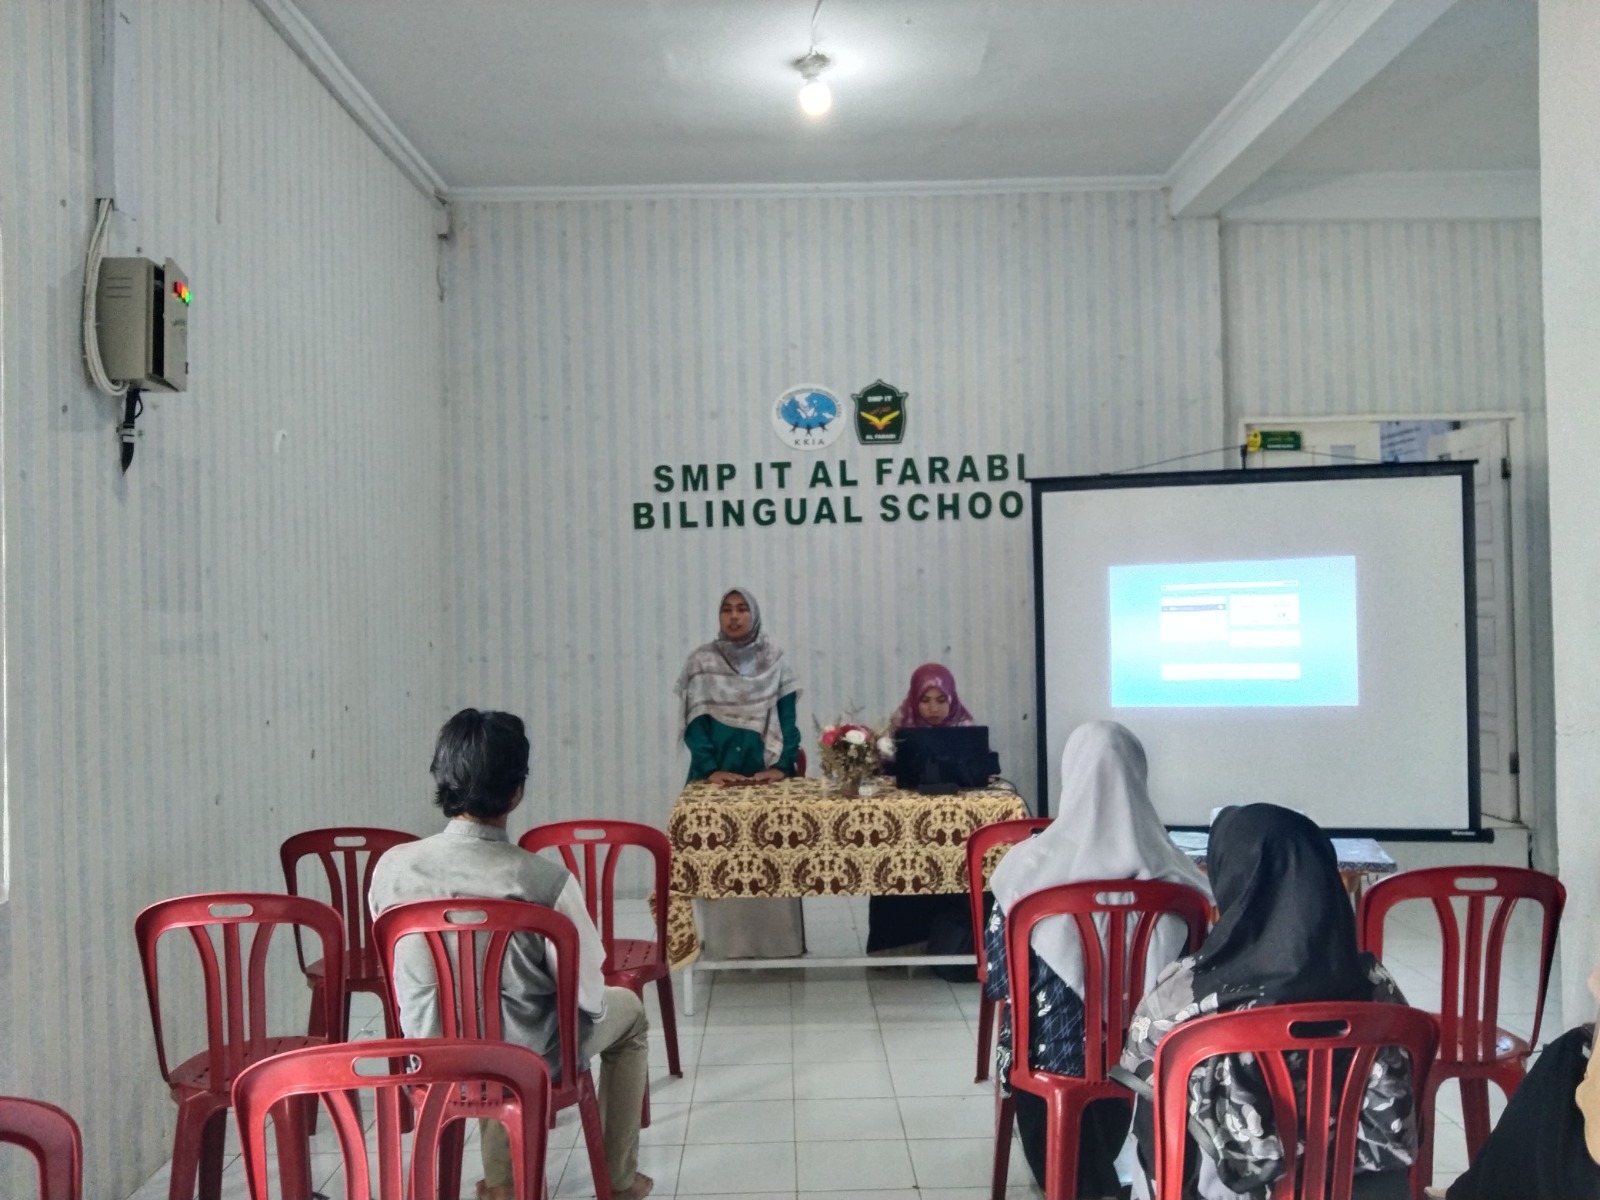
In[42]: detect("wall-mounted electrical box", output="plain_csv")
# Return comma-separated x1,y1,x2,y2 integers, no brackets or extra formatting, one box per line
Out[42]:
95,256,189,392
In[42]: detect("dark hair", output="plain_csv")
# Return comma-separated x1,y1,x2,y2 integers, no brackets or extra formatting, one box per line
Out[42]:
430,708,530,819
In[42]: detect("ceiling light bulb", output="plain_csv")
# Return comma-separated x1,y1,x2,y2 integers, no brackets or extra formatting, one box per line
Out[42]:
798,77,832,116
794,49,832,118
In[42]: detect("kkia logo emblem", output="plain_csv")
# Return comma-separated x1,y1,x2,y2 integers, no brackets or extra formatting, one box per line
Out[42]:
852,379,907,445
772,385,846,451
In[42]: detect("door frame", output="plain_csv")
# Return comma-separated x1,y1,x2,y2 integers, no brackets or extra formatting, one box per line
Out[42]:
1238,412,1536,842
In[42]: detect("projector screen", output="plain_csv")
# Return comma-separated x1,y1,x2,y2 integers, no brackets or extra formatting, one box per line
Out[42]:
1032,464,1478,836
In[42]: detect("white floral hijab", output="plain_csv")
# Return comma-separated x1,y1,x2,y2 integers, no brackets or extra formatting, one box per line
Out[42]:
988,721,1211,996
675,587,800,768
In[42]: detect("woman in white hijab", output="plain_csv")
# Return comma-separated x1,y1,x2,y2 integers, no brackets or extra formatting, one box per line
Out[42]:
983,720,1211,1197
676,587,806,957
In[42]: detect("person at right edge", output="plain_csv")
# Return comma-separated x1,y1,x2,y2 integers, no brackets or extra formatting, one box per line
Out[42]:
1426,962,1600,1199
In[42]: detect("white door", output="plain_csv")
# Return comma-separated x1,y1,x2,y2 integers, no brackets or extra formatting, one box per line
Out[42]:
1428,422,1519,823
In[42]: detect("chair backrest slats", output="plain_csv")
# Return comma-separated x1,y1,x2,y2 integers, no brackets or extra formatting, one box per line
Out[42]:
233,1038,551,1200
373,899,584,1092
136,893,346,1091
1151,1003,1439,1200
279,828,420,969
518,820,673,967
1007,880,1210,1088
1359,867,1563,1064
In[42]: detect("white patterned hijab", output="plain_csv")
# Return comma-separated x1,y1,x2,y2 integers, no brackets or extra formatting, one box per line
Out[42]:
988,721,1211,996
675,588,801,768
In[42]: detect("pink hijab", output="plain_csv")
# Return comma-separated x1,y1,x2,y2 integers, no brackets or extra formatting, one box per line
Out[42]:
892,662,976,729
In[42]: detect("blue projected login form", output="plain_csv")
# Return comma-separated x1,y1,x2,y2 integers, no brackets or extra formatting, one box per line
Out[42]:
1109,556,1359,707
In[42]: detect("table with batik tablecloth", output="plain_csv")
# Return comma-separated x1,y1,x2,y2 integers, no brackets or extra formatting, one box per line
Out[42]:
666,776,1028,1011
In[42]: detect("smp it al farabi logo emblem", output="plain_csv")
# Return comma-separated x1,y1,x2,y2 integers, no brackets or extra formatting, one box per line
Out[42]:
852,379,907,445
771,385,846,451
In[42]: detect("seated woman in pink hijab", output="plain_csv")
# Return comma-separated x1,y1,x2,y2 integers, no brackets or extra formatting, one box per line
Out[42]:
867,663,978,955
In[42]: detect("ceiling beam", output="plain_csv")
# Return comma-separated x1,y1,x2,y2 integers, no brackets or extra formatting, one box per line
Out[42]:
1166,0,1459,219
249,0,448,204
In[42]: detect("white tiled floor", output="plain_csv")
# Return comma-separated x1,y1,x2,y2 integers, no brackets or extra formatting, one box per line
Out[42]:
122,892,1559,1199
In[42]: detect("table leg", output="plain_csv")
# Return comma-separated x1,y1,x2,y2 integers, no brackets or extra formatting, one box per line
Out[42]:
683,963,696,1016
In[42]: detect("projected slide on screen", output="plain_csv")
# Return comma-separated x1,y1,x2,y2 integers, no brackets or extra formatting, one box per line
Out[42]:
1109,556,1358,707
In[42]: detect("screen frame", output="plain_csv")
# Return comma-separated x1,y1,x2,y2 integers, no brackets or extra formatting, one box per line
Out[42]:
1030,461,1485,840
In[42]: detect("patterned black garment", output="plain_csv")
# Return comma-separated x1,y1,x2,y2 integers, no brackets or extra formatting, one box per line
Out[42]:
985,902,1086,1080
987,906,1130,1198
1119,804,1419,1200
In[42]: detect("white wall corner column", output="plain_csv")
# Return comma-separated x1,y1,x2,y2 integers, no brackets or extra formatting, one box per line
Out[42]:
1539,0,1600,1027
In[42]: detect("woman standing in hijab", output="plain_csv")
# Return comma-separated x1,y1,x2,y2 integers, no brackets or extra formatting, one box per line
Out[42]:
676,587,805,957
983,721,1212,1196
1120,803,1417,1200
868,663,980,955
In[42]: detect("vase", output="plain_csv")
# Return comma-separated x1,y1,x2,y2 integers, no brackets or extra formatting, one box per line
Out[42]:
836,775,862,799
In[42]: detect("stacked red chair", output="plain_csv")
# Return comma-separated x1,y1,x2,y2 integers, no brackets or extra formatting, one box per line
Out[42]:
964,816,1053,1083
519,820,682,1079
0,1097,82,1200
997,879,1210,1200
373,898,614,1200
1358,865,1564,1182
279,826,419,1041
134,892,345,1200
1150,1002,1440,1200
231,1038,551,1200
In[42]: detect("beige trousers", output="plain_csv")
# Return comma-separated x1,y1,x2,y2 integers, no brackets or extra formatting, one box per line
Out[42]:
481,985,650,1191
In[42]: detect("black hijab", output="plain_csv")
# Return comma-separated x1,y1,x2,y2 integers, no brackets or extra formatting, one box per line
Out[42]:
1192,803,1374,1008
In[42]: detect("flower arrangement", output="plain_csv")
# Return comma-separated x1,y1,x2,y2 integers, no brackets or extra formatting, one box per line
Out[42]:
816,716,896,797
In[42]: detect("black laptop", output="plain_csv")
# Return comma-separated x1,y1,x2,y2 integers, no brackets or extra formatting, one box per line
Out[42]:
892,726,999,793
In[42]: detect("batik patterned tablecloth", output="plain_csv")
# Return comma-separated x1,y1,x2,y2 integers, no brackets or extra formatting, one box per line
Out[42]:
665,776,1028,967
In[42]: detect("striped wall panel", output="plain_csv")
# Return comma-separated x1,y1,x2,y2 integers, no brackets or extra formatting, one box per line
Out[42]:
1222,220,1544,421
440,191,1225,853
0,2,445,1195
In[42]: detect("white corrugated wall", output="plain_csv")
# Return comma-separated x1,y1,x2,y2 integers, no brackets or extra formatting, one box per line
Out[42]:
1221,219,1551,868
441,191,1224,841
0,2,446,1195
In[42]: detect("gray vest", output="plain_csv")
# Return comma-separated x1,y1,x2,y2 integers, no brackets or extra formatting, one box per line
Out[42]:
369,821,594,1073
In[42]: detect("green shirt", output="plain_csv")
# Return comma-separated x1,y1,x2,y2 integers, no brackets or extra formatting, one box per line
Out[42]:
685,691,800,781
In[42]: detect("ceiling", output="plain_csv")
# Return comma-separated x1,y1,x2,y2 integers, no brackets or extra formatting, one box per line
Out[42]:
282,0,1538,205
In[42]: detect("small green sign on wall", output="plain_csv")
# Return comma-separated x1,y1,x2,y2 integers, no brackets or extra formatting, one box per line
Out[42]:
1250,429,1303,452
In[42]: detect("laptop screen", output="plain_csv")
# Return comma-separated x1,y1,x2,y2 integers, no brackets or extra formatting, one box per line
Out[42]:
893,726,995,791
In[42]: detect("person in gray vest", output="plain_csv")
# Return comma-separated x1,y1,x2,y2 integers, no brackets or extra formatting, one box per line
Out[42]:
370,708,653,1200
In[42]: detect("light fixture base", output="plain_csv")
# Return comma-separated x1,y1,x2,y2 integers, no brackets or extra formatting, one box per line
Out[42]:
793,50,830,81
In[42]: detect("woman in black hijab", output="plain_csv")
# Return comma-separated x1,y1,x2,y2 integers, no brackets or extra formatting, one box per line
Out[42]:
1119,804,1419,1200
1435,962,1600,1199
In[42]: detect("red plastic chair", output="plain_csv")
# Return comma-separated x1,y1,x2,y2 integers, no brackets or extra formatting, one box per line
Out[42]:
1150,1002,1440,1200
134,892,345,1200
0,1097,82,1200
279,826,418,1041
373,898,614,1200
998,879,1210,1200
232,1038,551,1200
1358,865,1564,1180
965,817,1052,1083
519,820,681,1079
